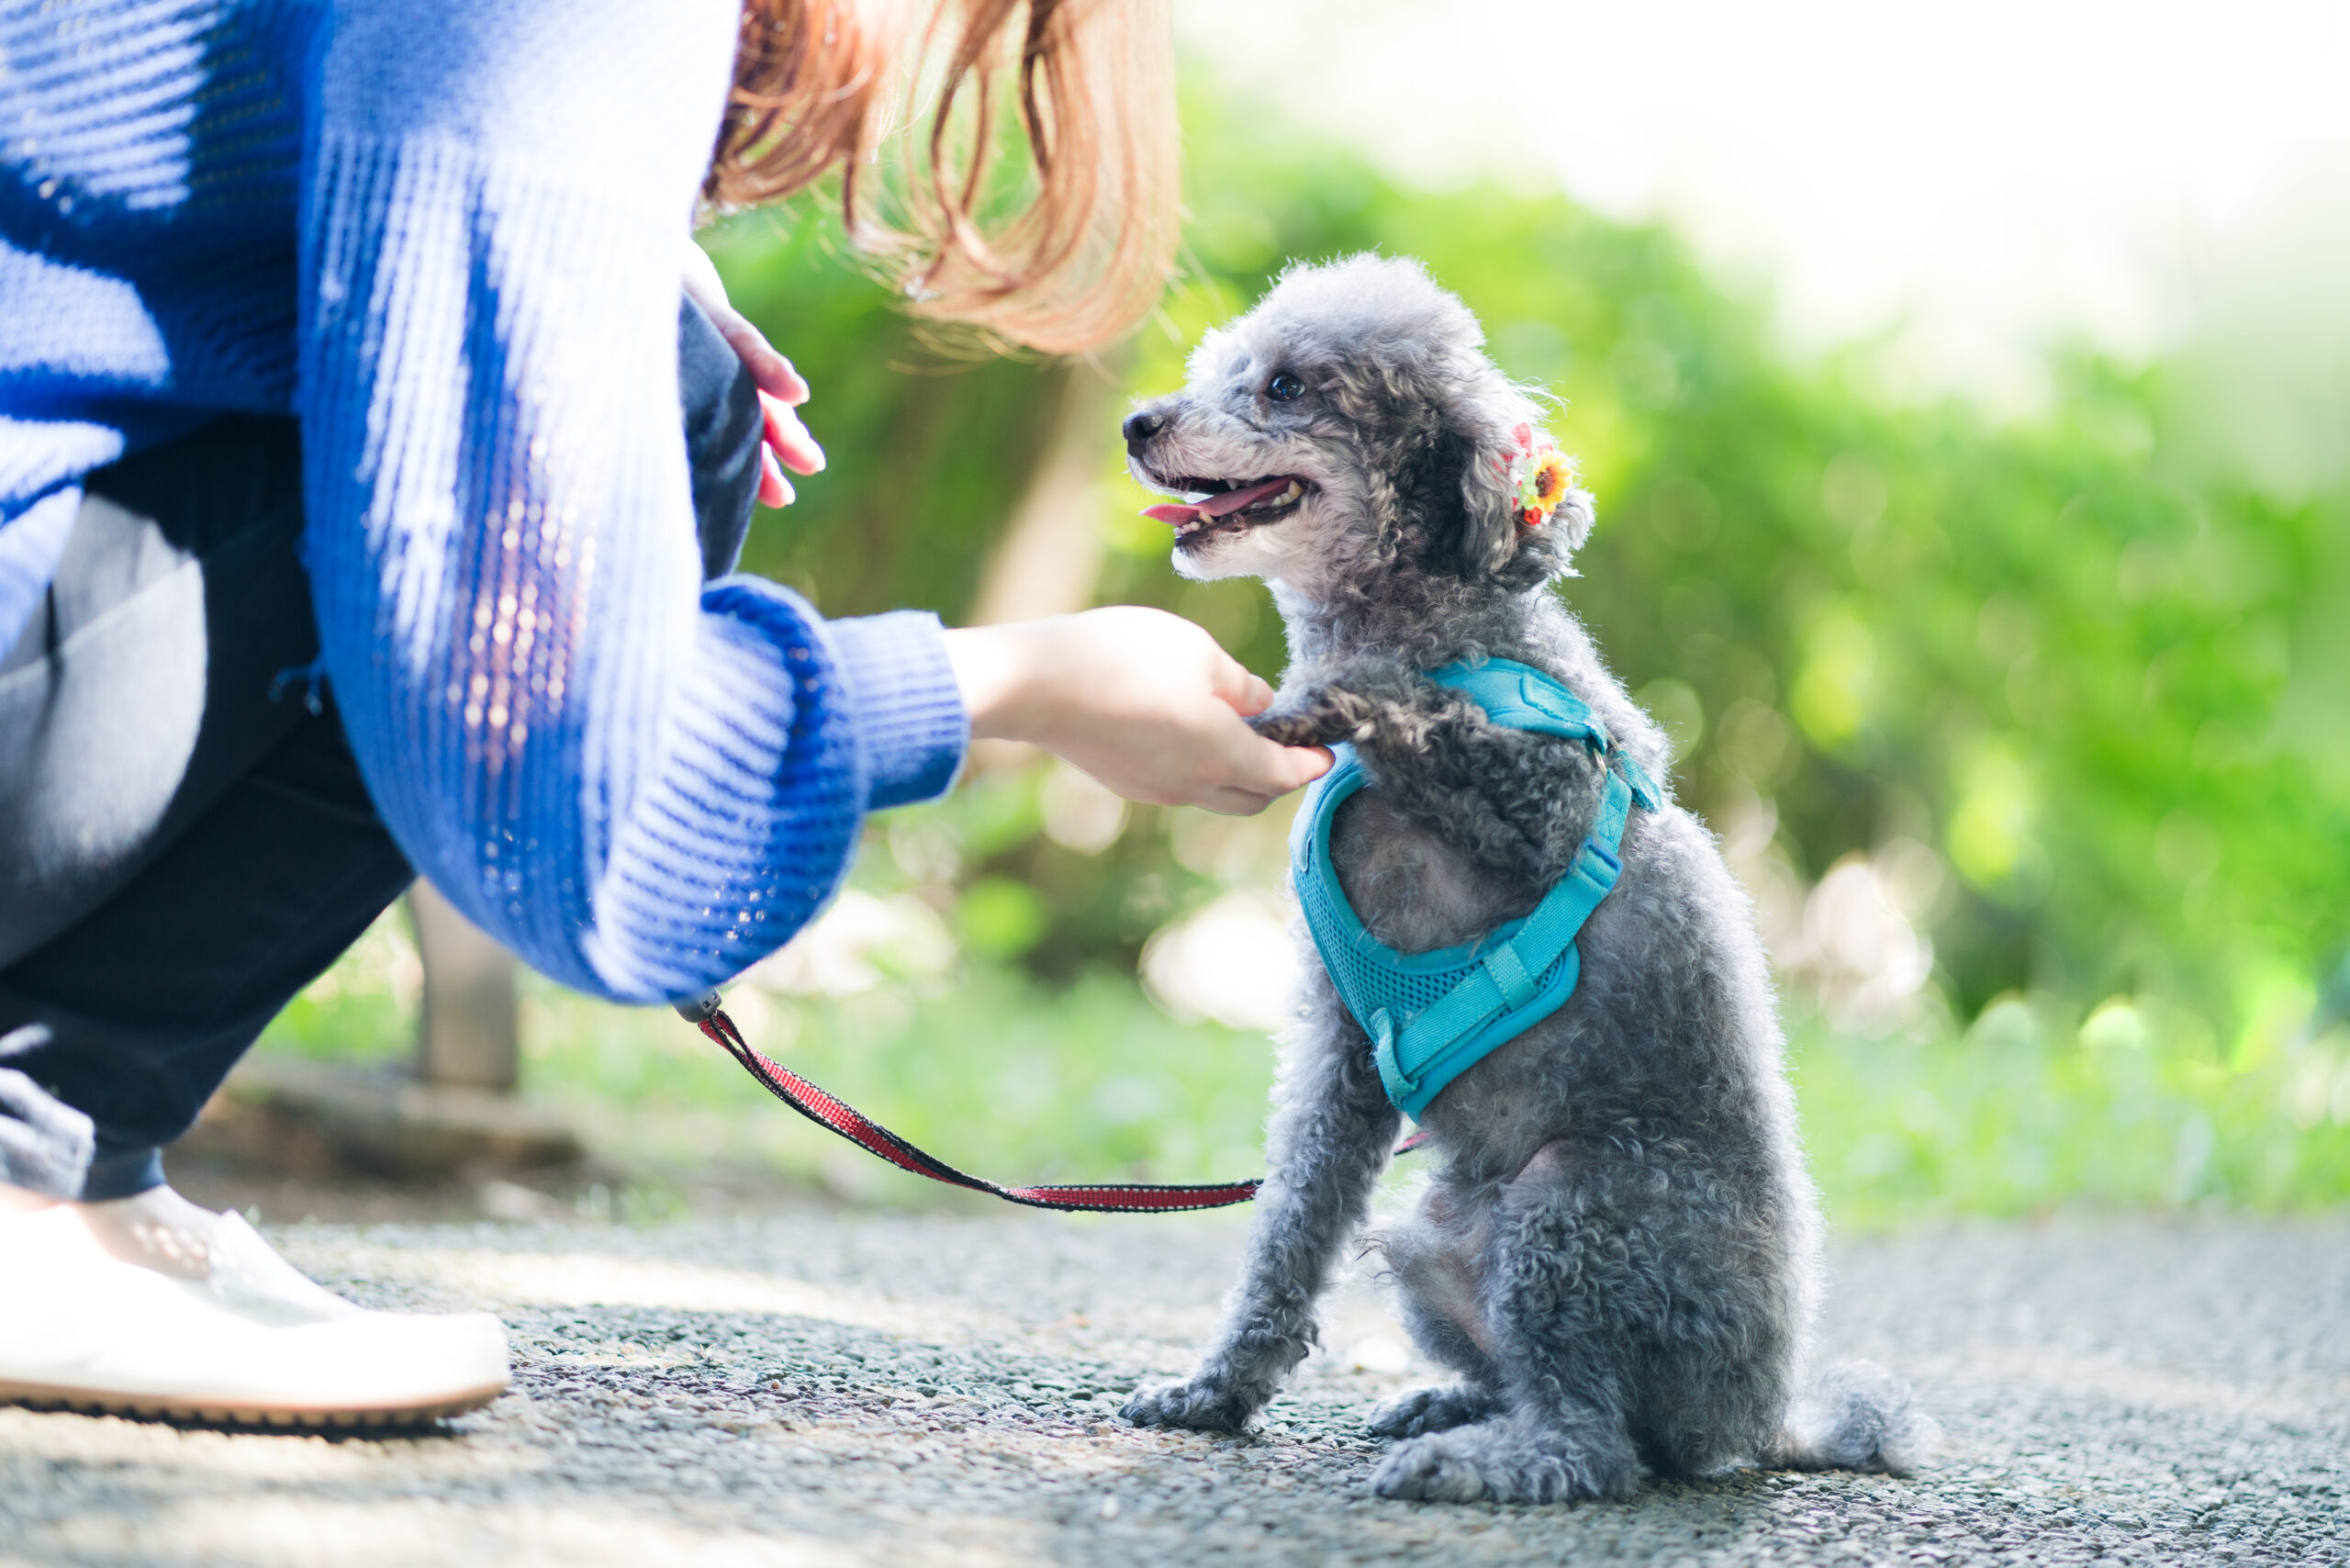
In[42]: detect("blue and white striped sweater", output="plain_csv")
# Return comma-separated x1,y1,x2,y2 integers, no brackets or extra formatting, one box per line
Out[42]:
0,0,968,1001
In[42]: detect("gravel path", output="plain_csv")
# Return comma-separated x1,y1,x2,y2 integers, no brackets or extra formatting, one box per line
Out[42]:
5,1209,2347,1566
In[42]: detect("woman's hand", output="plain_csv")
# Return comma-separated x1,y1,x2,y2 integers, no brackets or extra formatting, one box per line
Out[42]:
944,609,1332,816
682,239,824,505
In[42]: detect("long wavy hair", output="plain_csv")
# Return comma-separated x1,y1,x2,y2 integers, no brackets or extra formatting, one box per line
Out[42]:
708,0,1176,355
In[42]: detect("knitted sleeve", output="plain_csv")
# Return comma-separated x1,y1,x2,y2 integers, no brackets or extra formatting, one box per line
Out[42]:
296,0,967,1002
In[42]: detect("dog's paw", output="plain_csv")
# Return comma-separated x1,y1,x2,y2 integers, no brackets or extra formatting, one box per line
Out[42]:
1371,1418,1639,1505
1371,1432,1495,1503
1245,710,1329,748
1120,1376,1256,1433
1367,1383,1500,1439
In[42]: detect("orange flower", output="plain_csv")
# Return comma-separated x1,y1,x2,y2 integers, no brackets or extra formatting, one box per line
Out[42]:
1511,439,1573,525
1529,449,1572,513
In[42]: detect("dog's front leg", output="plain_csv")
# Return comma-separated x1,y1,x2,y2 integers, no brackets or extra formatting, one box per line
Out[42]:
1245,682,1380,751
1123,996,1402,1432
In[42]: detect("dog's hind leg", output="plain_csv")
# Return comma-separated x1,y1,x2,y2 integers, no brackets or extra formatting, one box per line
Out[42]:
1367,1378,1505,1439
1625,1224,1805,1479
1372,1146,1645,1504
1368,1179,1505,1438
1123,993,1402,1433
1368,1289,1501,1437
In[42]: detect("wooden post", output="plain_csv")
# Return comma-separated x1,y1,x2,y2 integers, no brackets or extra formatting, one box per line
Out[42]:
961,362,1122,774
965,363,1120,629
408,880,520,1092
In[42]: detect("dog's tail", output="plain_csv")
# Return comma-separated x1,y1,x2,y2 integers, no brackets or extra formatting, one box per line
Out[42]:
1769,1361,1939,1474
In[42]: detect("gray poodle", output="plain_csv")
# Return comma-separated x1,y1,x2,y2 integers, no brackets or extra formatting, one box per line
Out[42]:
1116,254,1934,1503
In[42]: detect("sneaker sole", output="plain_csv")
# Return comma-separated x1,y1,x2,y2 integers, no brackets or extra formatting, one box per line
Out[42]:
0,1376,508,1429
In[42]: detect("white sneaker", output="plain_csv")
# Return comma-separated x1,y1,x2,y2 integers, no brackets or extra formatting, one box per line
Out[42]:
0,1187,509,1428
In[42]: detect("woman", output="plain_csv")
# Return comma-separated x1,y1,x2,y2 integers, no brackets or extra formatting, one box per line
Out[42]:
0,0,1327,1424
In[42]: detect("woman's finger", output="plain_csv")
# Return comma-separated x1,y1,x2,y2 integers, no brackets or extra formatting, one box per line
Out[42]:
759,446,793,508
682,240,811,403
1230,671,1275,716
1198,753,1325,814
730,327,809,405
762,392,825,476
1211,725,1331,802
1258,739,1335,793
1199,786,1275,817
1199,646,1273,715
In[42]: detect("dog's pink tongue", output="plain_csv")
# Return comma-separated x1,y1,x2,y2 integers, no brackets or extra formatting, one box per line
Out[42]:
1140,476,1295,528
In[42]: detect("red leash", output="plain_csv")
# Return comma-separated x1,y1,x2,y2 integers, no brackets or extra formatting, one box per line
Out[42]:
677,990,1426,1214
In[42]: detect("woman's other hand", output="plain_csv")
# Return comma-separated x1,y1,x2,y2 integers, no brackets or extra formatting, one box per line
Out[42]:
682,239,824,505
943,610,1332,816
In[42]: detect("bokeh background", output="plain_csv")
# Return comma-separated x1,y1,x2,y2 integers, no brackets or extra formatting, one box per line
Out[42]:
249,3,2350,1227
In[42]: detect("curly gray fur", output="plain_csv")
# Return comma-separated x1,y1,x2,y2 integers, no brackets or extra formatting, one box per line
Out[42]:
1117,255,1935,1503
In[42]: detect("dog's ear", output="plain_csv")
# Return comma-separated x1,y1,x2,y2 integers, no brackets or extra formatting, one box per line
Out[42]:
1458,398,1592,579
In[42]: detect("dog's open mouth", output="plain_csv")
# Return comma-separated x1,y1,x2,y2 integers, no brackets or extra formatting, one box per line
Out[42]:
1140,475,1311,543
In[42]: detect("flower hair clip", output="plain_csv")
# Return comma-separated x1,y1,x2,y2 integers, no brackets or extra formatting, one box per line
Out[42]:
1502,422,1572,527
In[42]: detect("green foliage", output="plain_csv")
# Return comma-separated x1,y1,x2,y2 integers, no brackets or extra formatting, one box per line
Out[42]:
258,912,420,1066
957,878,1050,962
694,213,1071,620
1793,1001,2350,1228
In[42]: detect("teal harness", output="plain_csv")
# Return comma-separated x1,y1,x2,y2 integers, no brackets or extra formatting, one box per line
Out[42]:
1288,660,1662,1119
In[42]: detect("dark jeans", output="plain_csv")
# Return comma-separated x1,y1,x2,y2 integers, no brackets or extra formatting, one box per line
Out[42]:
0,297,763,1200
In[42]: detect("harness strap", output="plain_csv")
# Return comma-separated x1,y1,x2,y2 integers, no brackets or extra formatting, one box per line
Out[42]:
677,993,1427,1213
1436,660,1662,813
1373,767,1631,1109
1299,658,1662,1119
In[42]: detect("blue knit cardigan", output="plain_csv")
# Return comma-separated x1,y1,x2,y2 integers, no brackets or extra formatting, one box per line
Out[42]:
0,1,969,1002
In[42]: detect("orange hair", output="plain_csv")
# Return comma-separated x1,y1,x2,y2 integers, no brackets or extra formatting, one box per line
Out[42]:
708,0,1177,356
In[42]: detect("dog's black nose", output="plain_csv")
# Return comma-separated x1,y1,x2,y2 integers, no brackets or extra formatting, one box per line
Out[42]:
1123,409,1167,452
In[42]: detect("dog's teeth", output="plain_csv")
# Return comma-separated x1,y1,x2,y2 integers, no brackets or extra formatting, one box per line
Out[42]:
1278,479,1302,504
1183,491,1213,504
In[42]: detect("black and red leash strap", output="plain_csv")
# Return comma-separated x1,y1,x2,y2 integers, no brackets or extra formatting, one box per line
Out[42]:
676,990,1426,1215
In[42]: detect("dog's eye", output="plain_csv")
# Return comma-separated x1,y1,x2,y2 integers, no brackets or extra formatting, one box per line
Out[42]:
1266,372,1305,402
